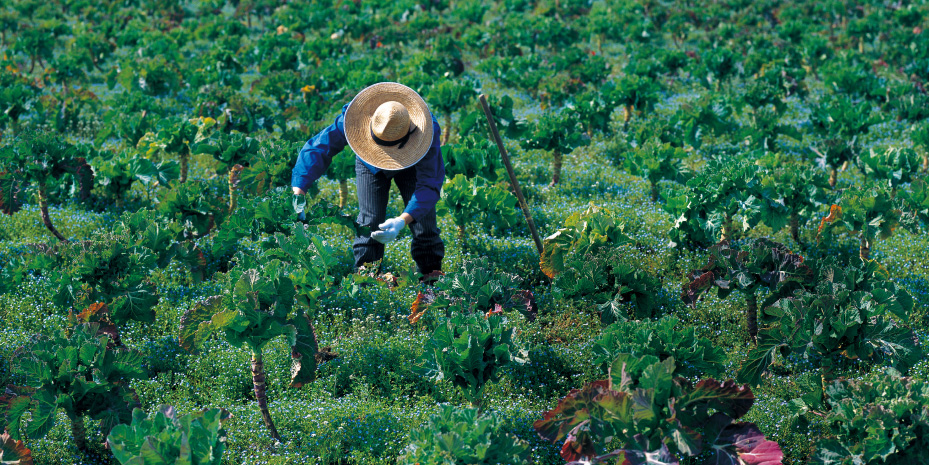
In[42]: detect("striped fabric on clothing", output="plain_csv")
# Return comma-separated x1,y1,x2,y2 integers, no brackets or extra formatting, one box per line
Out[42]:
353,158,444,274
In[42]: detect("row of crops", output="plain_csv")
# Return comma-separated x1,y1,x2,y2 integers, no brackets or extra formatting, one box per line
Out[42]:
0,0,927,464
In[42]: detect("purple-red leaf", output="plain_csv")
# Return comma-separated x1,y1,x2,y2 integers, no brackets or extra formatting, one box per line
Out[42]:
682,271,716,307
705,413,783,465
534,380,629,462
510,289,538,322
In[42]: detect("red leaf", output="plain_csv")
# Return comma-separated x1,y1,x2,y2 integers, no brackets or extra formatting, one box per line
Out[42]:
511,290,538,322
706,415,784,465
681,271,715,307
817,204,842,236
409,290,434,324
534,380,625,462
1,432,34,464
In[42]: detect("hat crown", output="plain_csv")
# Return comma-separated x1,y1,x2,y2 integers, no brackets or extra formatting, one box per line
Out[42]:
371,101,411,141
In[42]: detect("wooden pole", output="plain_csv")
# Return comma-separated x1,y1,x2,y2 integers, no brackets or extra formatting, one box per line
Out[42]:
478,94,544,255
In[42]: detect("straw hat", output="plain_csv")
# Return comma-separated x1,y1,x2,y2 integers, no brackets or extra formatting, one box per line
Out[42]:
344,82,434,170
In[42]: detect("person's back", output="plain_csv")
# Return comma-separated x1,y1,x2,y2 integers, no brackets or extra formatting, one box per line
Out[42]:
291,82,445,277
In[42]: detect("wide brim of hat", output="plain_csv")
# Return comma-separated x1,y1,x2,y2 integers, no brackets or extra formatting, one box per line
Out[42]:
344,82,433,171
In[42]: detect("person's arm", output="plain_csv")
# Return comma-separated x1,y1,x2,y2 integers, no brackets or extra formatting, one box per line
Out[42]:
291,105,350,194
402,117,445,223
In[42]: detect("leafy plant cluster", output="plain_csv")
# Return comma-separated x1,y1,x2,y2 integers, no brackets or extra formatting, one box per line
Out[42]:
790,368,928,465
400,405,530,465
738,257,919,387
4,321,144,454
107,405,231,465
0,0,925,463
409,258,537,325
534,354,784,464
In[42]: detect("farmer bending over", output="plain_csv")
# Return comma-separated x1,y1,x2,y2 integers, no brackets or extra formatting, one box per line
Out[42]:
291,82,445,278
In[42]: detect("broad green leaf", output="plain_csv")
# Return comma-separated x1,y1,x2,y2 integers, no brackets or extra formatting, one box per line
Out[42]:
180,296,224,353
289,314,319,388
4,396,31,440
25,391,58,440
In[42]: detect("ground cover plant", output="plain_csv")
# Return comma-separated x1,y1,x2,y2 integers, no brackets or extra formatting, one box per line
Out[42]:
0,0,926,465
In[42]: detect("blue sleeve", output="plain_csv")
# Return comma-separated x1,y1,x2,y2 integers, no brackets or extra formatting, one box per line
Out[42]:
403,117,445,222
291,105,349,192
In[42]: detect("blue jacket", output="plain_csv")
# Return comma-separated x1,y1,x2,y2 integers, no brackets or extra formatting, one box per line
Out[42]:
291,104,445,222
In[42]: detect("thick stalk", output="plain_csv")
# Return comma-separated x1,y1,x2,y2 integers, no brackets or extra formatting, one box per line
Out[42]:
339,179,349,208
443,114,451,145
650,181,659,203
457,224,467,253
550,151,562,186
859,234,870,261
922,153,928,172
720,213,732,242
38,181,68,243
746,292,758,343
70,415,89,453
179,151,189,183
251,351,281,441
790,212,800,244
623,105,633,124
228,164,244,213
829,168,838,188
840,160,849,172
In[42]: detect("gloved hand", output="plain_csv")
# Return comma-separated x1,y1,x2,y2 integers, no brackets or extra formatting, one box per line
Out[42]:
292,194,306,221
370,217,406,244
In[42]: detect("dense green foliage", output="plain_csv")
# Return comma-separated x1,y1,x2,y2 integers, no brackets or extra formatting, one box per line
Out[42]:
420,312,527,408
791,368,929,465
107,406,231,465
400,405,530,464
6,322,144,453
534,354,783,464
0,0,925,464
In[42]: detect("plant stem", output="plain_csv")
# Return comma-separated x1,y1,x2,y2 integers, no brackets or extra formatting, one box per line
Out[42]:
790,212,800,244
550,151,562,186
859,234,870,261
443,113,452,145
828,167,837,188
746,292,758,344
339,179,348,209
251,351,281,441
650,181,659,203
457,224,467,253
38,181,68,243
228,164,244,214
179,151,189,183
70,415,88,453
720,213,732,242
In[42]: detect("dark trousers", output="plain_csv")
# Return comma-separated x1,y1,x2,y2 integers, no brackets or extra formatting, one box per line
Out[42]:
353,159,444,274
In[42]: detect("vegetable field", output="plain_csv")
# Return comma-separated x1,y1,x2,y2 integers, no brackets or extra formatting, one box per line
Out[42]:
0,0,928,464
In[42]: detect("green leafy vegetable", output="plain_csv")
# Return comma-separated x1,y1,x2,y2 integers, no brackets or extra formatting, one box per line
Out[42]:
534,354,782,464
420,312,527,408
6,323,144,453
107,405,231,465
400,405,530,465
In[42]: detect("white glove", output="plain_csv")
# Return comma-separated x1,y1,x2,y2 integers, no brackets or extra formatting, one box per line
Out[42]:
370,217,406,245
